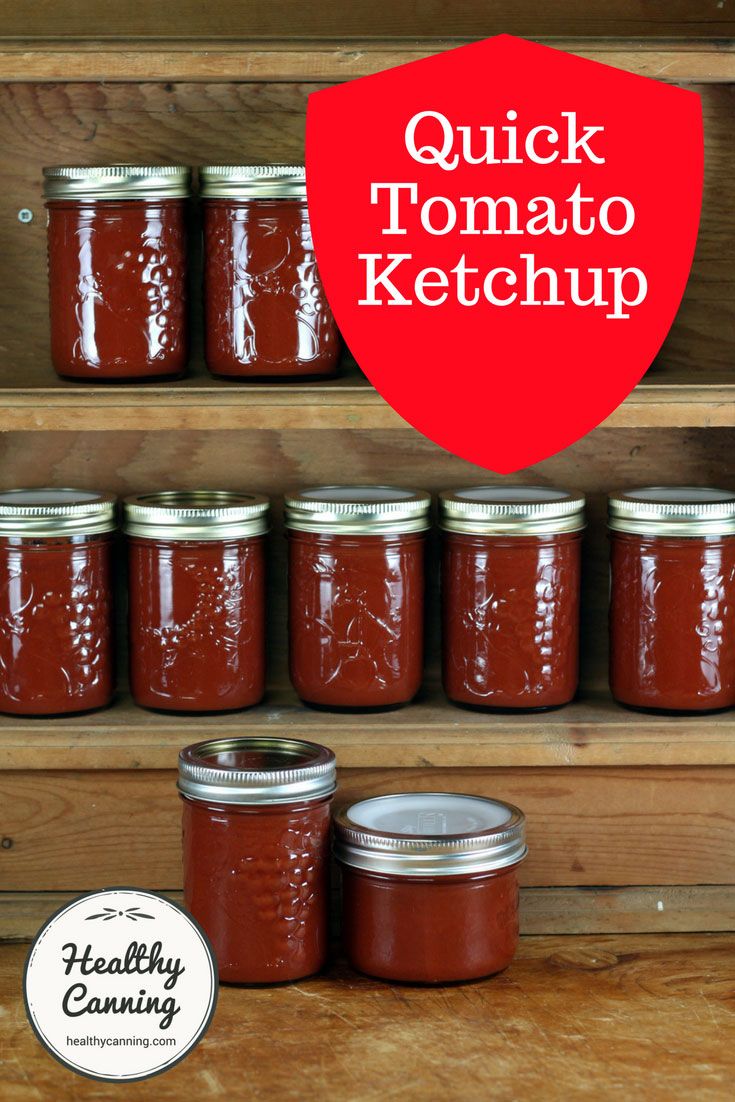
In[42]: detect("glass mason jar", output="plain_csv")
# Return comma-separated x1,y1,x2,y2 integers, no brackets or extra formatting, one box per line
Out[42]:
180,736,336,984
43,164,191,381
124,491,269,712
440,486,585,710
286,486,431,709
609,486,735,712
335,792,527,984
200,164,341,379
0,489,116,715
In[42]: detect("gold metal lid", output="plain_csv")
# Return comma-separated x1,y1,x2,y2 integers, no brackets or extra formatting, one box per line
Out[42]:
0,488,117,537
123,490,269,541
43,165,191,201
178,737,337,806
334,793,527,877
199,164,306,199
285,485,431,535
609,486,735,537
440,485,585,535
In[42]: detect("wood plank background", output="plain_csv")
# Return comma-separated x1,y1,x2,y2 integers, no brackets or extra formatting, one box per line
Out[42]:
1,766,733,891
2,2,733,40
0,81,732,385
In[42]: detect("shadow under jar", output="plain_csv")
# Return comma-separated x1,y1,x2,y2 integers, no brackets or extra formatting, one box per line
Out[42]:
200,164,341,379
609,486,735,713
440,486,585,710
180,736,336,984
0,489,116,715
124,491,269,713
335,792,527,984
286,485,431,710
43,164,190,381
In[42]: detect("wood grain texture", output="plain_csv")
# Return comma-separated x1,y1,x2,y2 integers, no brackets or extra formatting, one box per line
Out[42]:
1,766,733,891
1,935,734,1100
0,80,732,422
0,426,731,697
3,885,734,941
2,3,733,39
5,688,735,770
1,39,734,83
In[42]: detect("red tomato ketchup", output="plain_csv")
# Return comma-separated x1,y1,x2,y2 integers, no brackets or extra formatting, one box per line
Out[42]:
335,792,527,984
124,491,269,713
43,164,190,381
200,165,341,379
0,489,116,715
179,736,336,984
440,486,585,709
609,486,735,712
285,486,431,709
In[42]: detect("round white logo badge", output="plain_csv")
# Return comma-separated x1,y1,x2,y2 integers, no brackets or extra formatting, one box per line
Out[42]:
24,888,218,1083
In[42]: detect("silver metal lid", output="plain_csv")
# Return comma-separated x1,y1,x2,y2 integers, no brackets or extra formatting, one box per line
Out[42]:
123,491,269,541
440,485,585,535
285,485,431,535
334,793,527,877
199,164,306,200
178,737,337,805
609,486,735,537
0,488,117,537
43,165,191,201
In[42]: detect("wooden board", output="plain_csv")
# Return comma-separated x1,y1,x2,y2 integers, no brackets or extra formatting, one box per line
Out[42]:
3,885,734,941
0,935,733,1100
3,3,734,40
1,766,733,891
0,80,732,413
4,688,735,770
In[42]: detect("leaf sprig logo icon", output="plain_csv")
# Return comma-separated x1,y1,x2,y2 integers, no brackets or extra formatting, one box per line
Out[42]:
85,906,155,922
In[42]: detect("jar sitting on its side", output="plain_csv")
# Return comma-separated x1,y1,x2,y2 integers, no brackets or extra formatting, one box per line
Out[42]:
0,489,116,715
43,165,190,381
200,165,341,379
180,736,336,984
335,792,527,984
286,486,431,710
440,486,585,710
124,491,269,713
609,486,735,712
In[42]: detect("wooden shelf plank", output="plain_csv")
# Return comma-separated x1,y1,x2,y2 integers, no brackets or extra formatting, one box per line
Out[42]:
0,38,734,83
0,376,733,431
3,687,735,770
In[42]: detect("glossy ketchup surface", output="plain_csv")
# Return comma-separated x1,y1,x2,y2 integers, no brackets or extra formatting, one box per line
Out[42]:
46,198,188,380
203,197,340,378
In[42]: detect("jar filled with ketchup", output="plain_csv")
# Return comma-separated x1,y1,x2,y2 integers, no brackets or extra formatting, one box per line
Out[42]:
43,164,190,381
199,164,341,379
286,485,431,709
335,792,527,984
180,735,336,984
440,486,585,710
0,488,116,715
124,491,269,712
609,486,735,712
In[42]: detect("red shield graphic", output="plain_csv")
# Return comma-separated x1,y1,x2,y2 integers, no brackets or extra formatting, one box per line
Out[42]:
306,36,703,472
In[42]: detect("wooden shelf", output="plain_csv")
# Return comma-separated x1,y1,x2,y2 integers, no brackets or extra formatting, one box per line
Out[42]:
1,38,734,83
1,934,733,1098
3,686,735,770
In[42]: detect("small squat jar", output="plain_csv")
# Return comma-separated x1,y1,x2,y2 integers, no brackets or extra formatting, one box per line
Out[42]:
286,485,431,709
609,486,735,712
180,736,336,984
124,491,269,712
441,486,585,710
336,792,527,984
0,489,116,715
200,164,341,379
44,164,191,381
